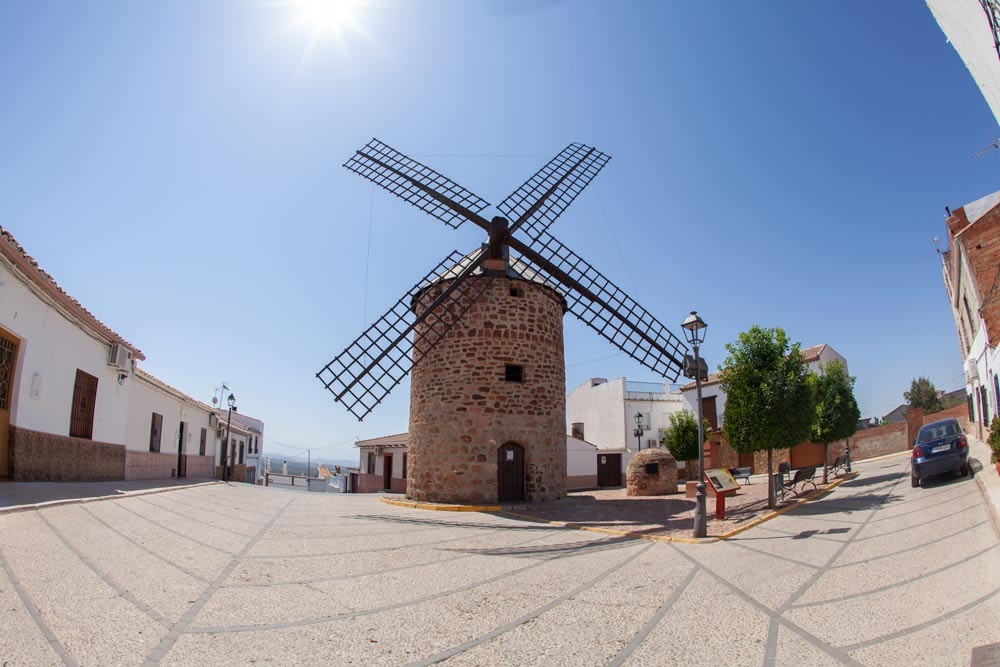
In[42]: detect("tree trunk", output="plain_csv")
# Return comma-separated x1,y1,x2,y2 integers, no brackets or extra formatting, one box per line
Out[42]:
767,449,775,509
822,442,829,485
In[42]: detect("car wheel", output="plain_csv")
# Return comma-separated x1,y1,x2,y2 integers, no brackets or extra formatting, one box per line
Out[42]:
911,474,920,488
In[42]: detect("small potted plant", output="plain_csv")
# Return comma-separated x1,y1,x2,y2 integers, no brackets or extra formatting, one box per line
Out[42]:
988,417,1000,475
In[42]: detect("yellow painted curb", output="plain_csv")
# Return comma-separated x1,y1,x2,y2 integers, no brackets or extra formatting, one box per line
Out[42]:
497,510,716,543
379,496,501,512
716,472,859,540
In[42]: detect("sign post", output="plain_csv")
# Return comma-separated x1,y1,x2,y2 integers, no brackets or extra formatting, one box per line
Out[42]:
704,468,740,520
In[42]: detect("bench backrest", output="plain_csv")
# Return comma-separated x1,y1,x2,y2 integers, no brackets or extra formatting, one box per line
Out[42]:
792,466,815,482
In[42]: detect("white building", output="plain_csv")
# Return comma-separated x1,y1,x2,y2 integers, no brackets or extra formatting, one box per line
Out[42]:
942,191,1000,438
0,226,227,482
227,412,264,484
927,0,1000,126
565,377,688,483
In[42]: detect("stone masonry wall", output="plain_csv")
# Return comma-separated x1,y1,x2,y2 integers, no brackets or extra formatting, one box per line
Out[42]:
408,275,566,504
10,425,125,482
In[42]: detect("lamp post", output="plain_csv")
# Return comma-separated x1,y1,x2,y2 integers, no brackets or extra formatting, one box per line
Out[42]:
682,310,708,539
224,393,236,481
634,412,644,451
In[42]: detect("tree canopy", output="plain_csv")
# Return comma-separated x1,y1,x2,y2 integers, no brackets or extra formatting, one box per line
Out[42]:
719,326,815,455
904,377,942,413
662,410,711,462
812,361,860,446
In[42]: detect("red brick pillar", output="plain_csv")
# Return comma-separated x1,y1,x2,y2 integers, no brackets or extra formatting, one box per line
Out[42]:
905,407,923,448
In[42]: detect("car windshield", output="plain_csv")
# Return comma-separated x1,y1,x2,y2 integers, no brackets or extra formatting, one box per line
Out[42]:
917,421,960,443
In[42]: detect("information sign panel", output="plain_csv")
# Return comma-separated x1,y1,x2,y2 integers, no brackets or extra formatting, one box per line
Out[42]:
704,468,740,493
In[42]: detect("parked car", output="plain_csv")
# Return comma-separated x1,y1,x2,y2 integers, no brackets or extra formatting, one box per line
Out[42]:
911,418,970,487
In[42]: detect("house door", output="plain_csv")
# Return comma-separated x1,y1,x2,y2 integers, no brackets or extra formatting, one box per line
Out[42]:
701,396,718,430
176,422,187,478
597,453,622,487
0,330,18,478
497,442,525,502
382,453,393,490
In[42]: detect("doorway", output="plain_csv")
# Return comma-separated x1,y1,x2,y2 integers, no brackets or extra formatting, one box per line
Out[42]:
0,329,17,478
497,442,525,502
597,453,622,487
701,395,718,430
382,453,393,490
176,422,187,478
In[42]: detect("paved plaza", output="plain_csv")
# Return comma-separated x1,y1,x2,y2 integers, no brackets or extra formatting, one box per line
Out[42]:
1,454,998,666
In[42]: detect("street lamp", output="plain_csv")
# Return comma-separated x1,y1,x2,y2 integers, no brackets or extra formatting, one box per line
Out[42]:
224,393,236,481
682,310,709,539
634,412,644,451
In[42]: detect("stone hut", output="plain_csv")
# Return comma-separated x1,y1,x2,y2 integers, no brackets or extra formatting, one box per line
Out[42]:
407,268,567,505
626,449,678,496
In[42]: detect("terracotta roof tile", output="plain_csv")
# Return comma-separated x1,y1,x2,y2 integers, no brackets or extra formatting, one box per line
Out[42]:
356,432,409,447
0,227,145,359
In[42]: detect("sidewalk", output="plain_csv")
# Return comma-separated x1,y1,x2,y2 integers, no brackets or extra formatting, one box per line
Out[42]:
972,438,1000,534
0,478,220,512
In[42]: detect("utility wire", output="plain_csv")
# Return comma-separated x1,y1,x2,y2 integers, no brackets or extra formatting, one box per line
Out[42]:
567,351,626,368
594,186,639,299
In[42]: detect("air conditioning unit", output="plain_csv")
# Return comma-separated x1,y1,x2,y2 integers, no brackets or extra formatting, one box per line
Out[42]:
209,414,219,428
216,428,226,440
647,438,659,448
108,343,132,371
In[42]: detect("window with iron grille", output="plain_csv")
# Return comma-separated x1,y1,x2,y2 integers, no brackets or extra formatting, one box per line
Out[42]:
149,413,163,452
367,452,375,474
0,333,16,411
239,443,244,465
69,369,98,439
402,453,407,479
199,428,207,456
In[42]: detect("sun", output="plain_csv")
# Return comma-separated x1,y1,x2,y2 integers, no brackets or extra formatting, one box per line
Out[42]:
292,0,362,36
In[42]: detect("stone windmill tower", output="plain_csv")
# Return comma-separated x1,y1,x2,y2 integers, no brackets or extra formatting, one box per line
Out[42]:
318,139,687,504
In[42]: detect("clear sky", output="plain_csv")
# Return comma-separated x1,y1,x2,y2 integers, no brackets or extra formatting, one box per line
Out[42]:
2,0,998,463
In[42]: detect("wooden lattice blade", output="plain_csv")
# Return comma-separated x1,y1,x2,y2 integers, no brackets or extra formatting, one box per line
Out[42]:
498,143,610,237
316,249,488,421
510,233,686,381
344,139,491,230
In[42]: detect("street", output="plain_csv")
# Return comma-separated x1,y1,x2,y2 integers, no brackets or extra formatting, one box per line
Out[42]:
1,453,997,666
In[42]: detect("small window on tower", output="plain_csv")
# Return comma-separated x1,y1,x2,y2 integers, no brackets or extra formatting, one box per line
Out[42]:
505,364,524,383
509,286,524,298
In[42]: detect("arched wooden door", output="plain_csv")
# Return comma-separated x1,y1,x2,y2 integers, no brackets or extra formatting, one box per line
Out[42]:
497,442,525,502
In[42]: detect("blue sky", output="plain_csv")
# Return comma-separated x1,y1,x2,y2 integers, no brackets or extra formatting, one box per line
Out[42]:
2,0,998,463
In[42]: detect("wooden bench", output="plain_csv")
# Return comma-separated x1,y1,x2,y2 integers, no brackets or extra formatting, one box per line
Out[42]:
729,467,752,485
781,466,818,498
826,455,848,478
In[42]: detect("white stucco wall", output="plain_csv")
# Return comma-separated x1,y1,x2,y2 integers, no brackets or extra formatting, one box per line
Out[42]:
927,0,1000,127
1,259,131,444
566,435,598,477
125,375,217,457
567,378,626,449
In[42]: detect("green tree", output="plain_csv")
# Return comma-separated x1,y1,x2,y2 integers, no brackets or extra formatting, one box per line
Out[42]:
720,326,815,508
987,416,1000,463
811,361,860,483
904,377,942,414
662,410,711,480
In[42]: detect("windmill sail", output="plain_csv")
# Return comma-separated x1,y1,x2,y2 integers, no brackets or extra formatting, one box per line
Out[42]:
510,232,686,381
499,143,610,238
317,249,489,420
344,139,490,229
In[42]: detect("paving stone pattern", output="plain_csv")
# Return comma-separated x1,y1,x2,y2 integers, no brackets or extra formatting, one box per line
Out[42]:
0,455,998,666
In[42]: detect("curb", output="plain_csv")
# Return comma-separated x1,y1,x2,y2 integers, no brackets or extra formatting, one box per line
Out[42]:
380,472,859,545
379,497,502,512
715,472,858,540
0,481,221,515
972,459,1000,540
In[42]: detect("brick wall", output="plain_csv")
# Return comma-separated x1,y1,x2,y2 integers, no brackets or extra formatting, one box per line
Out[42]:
356,473,384,493
408,275,566,504
10,425,125,482
125,452,217,480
